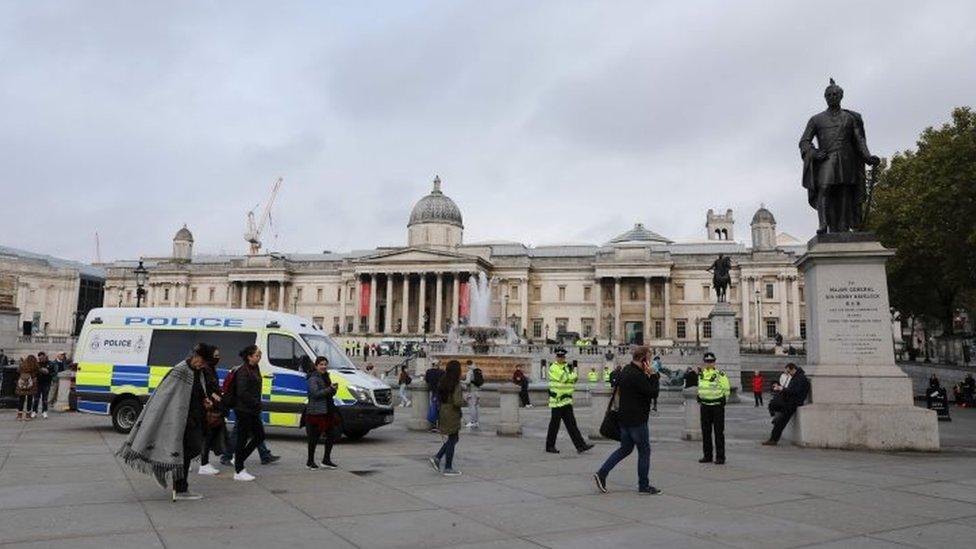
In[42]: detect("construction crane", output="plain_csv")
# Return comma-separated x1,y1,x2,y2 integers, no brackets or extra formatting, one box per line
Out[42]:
244,177,283,255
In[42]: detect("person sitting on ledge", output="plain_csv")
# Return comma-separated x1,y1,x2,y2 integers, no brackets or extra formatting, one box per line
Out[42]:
763,363,809,446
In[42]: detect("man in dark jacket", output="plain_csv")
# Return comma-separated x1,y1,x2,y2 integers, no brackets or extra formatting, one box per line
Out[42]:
764,363,809,445
424,361,444,430
32,352,53,418
593,346,660,495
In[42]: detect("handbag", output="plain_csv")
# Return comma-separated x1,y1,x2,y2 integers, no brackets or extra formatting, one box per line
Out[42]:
200,376,224,429
599,386,621,441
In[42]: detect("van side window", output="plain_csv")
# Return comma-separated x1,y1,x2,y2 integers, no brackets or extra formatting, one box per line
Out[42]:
148,330,257,367
268,333,311,371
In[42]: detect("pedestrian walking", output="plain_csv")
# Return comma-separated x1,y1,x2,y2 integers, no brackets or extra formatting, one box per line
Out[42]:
397,365,413,407
0,348,8,366
197,348,226,476
463,359,483,429
424,360,444,431
512,365,531,407
15,355,39,421
697,352,730,465
305,356,341,469
594,346,660,495
752,370,765,407
117,342,218,501
32,352,53,418
230,344,265,481
764,363,810,446
545,349,594,454
428,360,464,476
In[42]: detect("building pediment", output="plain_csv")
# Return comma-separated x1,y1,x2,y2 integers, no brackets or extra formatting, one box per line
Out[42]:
353,246,493,273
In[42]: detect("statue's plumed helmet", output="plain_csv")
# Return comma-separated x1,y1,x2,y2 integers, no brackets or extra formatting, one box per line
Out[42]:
825,77,843,95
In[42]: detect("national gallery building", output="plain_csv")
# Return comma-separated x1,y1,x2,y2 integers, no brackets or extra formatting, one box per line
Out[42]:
101,178,808,347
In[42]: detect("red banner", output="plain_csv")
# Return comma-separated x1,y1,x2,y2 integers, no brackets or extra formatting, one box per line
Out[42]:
359,282,370,317
459,280,470,319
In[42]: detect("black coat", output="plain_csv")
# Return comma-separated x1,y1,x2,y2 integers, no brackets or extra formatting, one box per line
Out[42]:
616,362,655,427
234,363,263,416
424,368,443,392
781,368,810,408
649,371,660,398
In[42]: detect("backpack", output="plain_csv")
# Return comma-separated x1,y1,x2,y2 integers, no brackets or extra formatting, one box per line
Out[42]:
221,367,239,410
16,374,35,394
472,368,484,387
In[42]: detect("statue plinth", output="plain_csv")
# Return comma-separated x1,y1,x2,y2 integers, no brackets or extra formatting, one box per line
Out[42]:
790,237,939,451
707,301,741,395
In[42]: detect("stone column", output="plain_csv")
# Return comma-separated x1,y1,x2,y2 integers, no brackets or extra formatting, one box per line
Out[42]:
241,282,248,308
741,275,751,339
435,273,444,334
682,386,701,440
170,284,176,307
262,282,269,310
790,275,801,339
339,280,348,333
496,385,522,436
278,281,286,312
451,272,460,328
417,274,427,334
369,275,378,333
385,274,393,334
407,384,431,431
644,277,652,343
520,278,529,337
778,274,788,338
663,278,671,338
227,283,235,307
613,277,622,341
594,278,602,338
589,384,613,439
401,274,410,334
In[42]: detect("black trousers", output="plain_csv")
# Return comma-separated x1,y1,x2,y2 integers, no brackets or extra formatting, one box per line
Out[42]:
699,404,725,461
754,392,764,406
518,381,530,407
306,421,341,464
770,406,797,442
234,412,266,473
173,423,203,493
200,422,225,466
546,405,586,451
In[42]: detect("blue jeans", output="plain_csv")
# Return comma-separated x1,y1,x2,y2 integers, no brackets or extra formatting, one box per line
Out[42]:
597,423,651,490
222,422,272,462
435,433,459,469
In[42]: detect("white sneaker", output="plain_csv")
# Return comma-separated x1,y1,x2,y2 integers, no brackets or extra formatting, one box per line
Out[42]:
41,412,48,419
198,463,220,476
30,411,37,418
233,469,255,482
525,404,534,408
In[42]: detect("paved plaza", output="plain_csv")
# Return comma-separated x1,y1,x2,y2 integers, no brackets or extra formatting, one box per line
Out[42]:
1,402,974,548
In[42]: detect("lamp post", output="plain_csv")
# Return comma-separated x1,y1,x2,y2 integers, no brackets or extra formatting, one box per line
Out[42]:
545,323,550,342
134,260,148,308
694,316,702,348
754,289,762,344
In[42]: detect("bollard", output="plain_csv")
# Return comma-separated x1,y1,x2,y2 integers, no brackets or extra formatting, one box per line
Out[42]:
682,386,701,441
589,384,613,439
407,384,431,431
55,369,75,412
496,385,522,436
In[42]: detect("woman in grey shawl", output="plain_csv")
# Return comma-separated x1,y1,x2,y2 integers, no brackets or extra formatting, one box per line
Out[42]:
117,342,219,501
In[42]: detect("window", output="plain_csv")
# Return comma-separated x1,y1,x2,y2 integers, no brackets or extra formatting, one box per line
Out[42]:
765,319,778,339
675,285,685,301
629,286,638,300
800,320,807,339
653,286,661,300
581,318,594,337
702,285,710,300
676,320,687,339
268,333,312,371
556,318,568,333
163,288,170,301
317,288,324,302
296,287,303,301
735,319,740,338
799,286,805,303
512,285,520,300
312,316,325,329
348,286,354,300
532,285,541,301
583,286,592,301
558,286,566,302
532,319,543,338
208,287,215,302
654,320,663,339
765,283,774,300
190,288,197,301
148,329,256,368
702,320,712,339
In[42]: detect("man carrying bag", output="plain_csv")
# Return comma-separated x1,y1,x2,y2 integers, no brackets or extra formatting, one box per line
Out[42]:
593,346,660,495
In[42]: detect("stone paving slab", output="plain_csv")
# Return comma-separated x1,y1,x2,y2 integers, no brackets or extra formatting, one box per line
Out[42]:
0,405,974,548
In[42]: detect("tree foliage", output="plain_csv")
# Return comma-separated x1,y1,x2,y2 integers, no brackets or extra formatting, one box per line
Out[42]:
869,107,976,334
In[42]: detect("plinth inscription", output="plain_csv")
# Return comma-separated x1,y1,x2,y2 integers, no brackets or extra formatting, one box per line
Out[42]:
822,281,886,359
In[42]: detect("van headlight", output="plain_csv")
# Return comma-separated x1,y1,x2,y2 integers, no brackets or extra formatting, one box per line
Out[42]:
347,385,372,404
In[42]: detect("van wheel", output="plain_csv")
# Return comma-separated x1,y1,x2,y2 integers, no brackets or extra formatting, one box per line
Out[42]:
343,429,369,441
112,398,142,434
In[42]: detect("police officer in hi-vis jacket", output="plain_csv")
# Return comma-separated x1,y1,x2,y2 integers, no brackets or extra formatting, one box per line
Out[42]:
697,352,731,464
545,349,594,454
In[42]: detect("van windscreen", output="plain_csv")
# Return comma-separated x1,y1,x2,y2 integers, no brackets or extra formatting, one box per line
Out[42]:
301,334,355,370
148,330,257,367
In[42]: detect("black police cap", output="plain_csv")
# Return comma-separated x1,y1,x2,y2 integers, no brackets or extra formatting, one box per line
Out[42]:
703,352,717,363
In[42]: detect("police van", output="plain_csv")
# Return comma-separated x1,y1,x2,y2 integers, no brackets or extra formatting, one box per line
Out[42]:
74,307,394,440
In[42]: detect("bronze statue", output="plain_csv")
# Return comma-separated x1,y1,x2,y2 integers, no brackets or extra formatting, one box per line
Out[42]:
799,79,880,233
707,254,732,302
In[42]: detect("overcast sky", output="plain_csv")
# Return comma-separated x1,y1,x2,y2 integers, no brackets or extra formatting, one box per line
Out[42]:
2,1,974,263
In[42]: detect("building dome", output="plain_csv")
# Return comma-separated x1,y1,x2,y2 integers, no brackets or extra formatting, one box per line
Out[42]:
408,176,463,229
751,206,776,226
174,224,194,242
